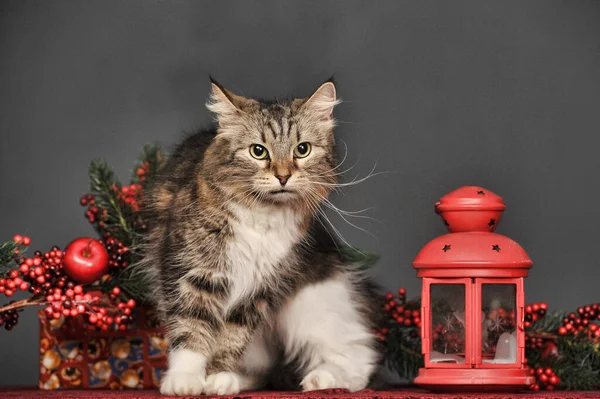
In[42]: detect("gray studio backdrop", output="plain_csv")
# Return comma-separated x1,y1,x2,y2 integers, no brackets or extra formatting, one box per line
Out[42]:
1,0,599,387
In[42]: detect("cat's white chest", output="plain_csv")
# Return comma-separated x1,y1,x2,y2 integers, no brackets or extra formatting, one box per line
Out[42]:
225,204,302,311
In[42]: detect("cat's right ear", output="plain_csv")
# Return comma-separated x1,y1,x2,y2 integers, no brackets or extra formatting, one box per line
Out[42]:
206,79,251,124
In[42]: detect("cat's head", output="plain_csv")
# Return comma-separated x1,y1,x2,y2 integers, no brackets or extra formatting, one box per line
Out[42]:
204,79,340,210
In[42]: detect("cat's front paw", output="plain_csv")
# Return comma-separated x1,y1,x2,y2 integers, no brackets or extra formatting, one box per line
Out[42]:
204,372,242,395
160,372,205,396
300,368,339,391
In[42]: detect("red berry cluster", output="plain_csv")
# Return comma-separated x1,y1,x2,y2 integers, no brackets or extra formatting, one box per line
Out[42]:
114,183,144,212
80,194,108,227
43,285,91,319
136,160,152,183
558,303,600,339
524,302,548,328
1,236,71,298
84,289,136,332
101,234,131,269
529,367,560,391
42,286,135,332
0,302,19,330
17,246,72,297
374,288,421,341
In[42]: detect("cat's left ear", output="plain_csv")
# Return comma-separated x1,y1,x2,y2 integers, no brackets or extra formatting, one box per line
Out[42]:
302,80,340,120
206,79,254,123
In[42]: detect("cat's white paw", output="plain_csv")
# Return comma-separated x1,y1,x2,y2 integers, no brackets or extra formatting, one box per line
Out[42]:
300,368,339,391
160,372,205,396
204,371,242,395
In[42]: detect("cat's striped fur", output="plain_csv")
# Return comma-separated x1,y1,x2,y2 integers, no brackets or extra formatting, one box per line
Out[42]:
140,80,383,396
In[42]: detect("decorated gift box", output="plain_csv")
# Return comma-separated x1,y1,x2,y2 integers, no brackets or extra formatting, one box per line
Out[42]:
38,306,168,390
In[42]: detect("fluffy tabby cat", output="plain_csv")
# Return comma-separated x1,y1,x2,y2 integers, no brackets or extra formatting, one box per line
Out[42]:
141,79,382,396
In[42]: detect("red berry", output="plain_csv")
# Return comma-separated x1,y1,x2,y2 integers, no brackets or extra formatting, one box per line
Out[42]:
385,292,393,300
126,299,136,308
398,288,406,295
89,315,98,324
559,326,567,335
5,289,14,297
536,368,544,375
119,324,127,331
549,375,559,385
77,305,86,313
112,287,121,296
65,289,74,298
22,236,31,246
74,286,83,295
544,368,553,376
540,303,548,310
525,305,532,314
19,282,29,291
52,312,61,320
13,235,23,244
532,304,539,312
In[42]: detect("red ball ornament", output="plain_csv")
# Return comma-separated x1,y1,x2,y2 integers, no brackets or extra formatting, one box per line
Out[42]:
63,238,109,284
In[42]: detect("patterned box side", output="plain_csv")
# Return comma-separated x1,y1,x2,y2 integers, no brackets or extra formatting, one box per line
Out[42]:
39,307,167,390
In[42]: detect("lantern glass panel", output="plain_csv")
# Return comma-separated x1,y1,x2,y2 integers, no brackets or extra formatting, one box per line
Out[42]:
430,284,466,364
481,284,517,364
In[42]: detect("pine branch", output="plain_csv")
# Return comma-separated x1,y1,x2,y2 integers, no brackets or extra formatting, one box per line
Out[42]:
384,324,424,379
0,241,18,275
0,240,26,276
88,159,139,247
338,242,380,270
131,142,164,187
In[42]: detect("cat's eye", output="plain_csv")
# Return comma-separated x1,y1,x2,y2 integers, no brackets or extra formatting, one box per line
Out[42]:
250,144,269,160
294,142,311,158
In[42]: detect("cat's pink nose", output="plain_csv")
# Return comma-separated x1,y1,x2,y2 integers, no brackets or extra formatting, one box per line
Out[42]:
276,174,291,186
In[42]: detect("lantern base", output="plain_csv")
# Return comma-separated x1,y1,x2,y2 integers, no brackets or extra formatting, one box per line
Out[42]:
414,368,535,393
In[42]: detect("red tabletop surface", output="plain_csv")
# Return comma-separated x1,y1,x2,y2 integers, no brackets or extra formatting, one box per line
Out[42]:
1,387,599,399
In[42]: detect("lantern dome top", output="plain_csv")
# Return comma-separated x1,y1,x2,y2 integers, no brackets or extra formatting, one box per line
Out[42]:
414,186,532,277
412,232,533,270
436,186,506,212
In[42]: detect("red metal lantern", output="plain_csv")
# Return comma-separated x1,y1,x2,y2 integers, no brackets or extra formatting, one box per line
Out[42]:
413,186,535,392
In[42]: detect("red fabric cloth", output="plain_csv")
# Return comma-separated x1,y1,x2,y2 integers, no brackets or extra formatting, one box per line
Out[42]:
1,388,599,399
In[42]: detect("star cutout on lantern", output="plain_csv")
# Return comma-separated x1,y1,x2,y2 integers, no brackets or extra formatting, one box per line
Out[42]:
442,244,451,252
477,190,486,195
489,314,505,333
443,314,455,331
492,244,501,252
488,219,496,228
